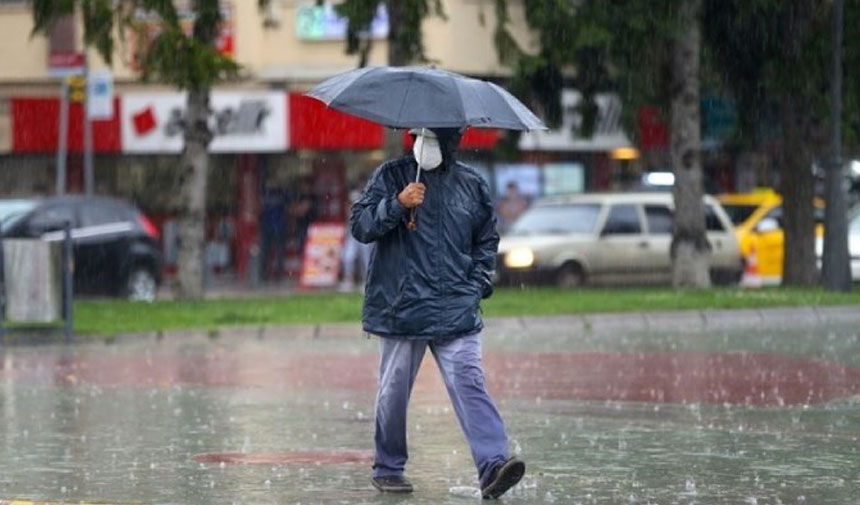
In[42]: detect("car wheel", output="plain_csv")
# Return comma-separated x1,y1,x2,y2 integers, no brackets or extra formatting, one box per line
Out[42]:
556,263,585,288
126,267,158,302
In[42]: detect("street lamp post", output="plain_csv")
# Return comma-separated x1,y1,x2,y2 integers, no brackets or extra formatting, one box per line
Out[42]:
822,0,851,291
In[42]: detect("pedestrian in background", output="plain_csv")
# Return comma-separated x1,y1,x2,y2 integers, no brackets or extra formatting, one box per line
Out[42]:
340,181,371,292
259,175,287,281
288,176,318,258
350,127,525,499
495,180,530,233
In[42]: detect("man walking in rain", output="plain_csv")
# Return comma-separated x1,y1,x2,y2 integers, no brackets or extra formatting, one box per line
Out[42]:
350,127,525,499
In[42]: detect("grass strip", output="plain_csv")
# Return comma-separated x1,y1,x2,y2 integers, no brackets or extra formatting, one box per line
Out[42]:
67,286,860,336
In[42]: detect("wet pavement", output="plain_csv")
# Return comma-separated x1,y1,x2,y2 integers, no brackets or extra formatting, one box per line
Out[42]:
1,313,859,504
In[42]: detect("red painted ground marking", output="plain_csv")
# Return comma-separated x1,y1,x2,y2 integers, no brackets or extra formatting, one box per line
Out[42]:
3,349,859,407
193,449,373,466
485,352,860,407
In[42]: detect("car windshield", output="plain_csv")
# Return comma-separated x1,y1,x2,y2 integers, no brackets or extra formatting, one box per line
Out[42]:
508,203,601,236
721,204,759,226
0,200,38,231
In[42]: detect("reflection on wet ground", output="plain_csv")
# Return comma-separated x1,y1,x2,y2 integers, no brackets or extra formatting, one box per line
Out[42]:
0,320,858,504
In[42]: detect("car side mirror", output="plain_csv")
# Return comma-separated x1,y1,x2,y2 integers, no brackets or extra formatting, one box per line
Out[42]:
755,217,780,233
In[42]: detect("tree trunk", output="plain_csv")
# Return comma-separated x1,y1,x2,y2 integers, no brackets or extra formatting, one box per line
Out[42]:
778,0,818,286
670,0,711,288
385,0,409,67
779,92,818,286
175,89,213,299
383,0,409,160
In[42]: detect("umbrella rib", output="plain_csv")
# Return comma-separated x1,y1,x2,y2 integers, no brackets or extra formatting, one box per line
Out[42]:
394,72,415,127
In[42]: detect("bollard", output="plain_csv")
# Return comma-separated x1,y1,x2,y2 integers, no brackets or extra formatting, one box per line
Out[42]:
63,221,73,343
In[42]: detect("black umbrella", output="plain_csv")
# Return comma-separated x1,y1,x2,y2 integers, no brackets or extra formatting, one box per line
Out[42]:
305,66,547,131
306,66,546,230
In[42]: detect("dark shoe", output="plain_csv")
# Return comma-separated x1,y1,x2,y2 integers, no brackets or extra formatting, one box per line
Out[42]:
372,475,414,493
481,457,525,499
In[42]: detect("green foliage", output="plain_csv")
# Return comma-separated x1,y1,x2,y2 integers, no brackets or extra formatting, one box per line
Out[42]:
30,0,238,90
334,0,445,65
843,0,860,149
492,0,678,137
703,0,831,149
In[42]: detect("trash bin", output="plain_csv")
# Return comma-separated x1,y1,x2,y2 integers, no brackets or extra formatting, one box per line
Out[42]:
2,239,63,323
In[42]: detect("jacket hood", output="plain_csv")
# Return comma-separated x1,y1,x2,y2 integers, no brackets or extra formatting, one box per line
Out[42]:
428,127,464,168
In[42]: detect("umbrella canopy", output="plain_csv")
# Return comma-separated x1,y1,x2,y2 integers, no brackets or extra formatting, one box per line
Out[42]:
305,66,547,131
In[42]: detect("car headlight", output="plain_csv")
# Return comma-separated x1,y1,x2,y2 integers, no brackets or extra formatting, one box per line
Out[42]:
505,247,535,268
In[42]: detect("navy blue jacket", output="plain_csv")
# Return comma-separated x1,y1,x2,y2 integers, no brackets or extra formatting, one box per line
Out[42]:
350,132,499,341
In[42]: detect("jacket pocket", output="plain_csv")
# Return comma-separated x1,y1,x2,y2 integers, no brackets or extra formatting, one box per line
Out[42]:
387,273,411,315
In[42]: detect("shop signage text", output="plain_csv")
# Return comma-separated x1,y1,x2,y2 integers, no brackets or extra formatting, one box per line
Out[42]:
122,92,288,153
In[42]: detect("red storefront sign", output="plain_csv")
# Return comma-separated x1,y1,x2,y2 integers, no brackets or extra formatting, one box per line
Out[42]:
47,52,85,77
11,93,499,153
12,97,122,153
289,93,384,150
289,93,499,151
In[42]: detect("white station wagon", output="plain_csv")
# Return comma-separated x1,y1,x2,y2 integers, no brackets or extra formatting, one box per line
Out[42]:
496,192,743,287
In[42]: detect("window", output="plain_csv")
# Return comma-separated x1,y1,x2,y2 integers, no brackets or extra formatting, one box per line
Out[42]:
721,204,759,226
763,207,783,228
27,205,76,232
645,205,674,234
762,206,825,227
508,204,602,235
602,204,641,235
814,207,826,225
704,205,726,231
80,203,126,227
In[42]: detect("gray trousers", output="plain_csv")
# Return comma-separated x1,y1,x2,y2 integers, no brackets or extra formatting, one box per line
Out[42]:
373,332,509,485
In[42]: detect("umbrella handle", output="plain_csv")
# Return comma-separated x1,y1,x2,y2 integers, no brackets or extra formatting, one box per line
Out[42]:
407,128,426,231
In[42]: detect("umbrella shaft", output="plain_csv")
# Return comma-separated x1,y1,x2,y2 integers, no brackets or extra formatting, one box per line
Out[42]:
414,127,426,184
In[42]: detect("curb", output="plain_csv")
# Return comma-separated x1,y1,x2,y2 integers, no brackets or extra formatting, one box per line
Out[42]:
1,306,858,346
96,305,860,343
0,502,135,505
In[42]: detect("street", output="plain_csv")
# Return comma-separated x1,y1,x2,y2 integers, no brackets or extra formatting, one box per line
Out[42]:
1,312,858,504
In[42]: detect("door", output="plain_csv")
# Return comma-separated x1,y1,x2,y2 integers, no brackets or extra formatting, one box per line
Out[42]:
592,203,649,284
76,202,135,294
641,204,674,282
751,207,784,281
703,203,735,270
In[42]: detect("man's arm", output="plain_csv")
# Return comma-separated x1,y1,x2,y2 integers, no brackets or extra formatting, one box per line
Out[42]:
470,177,501,299
350,163,424,243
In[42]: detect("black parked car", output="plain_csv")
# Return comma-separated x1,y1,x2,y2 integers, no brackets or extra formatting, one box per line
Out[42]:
0,195,162,301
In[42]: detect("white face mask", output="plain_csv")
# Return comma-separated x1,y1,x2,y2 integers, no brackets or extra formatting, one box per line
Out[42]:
413,132,443,171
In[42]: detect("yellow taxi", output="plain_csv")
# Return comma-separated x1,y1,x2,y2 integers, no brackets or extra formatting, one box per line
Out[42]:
717,188,824,285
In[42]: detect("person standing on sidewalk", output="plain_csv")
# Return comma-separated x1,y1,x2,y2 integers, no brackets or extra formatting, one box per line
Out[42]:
350,127,524,499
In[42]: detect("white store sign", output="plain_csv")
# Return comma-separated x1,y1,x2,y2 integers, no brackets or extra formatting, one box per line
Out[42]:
121,91,288,153
518,90,632,152
87,69,114,120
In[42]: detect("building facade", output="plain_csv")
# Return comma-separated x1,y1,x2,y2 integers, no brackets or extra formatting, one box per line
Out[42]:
0,0,655,281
